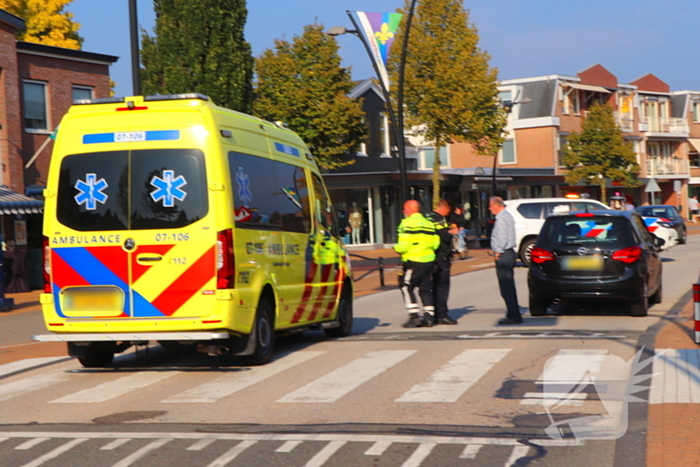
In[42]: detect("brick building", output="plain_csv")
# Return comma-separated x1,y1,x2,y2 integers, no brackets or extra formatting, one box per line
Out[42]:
0,9,117,288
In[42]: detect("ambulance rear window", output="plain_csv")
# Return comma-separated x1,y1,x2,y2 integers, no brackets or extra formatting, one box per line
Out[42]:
57,149,207,231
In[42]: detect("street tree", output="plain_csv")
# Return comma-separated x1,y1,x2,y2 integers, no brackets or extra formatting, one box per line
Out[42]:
389,0,507,206
562,102,640,202
254,24,365,170
141,0,254,112
0,0,82,49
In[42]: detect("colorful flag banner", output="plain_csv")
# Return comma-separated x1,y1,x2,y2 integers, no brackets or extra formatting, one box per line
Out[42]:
355,12,402,91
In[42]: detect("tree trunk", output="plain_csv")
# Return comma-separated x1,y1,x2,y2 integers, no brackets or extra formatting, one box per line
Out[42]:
432,140,442,208
600,180,607,204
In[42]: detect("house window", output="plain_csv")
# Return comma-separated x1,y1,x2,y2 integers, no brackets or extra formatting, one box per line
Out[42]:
563,89,581,115
558,134,568,166
647,141,672,158
23,80,48,131
378,113,392,156
500,139,515,164
693,101,700,122
689,153,700,168
72,85,93,102
419,146,449,170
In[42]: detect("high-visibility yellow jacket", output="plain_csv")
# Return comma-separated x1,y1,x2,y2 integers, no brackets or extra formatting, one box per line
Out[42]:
393,213,439,263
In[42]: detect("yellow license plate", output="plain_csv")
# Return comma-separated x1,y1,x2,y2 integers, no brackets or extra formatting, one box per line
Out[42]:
562,255,603,271
63,287,124,313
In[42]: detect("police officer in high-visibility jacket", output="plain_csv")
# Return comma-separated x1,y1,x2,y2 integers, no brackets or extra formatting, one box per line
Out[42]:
394,200,440,328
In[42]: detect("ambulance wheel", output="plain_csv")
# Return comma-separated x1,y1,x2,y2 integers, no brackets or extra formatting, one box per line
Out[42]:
78,345,114,368
325,291,353,338
244,299,275,366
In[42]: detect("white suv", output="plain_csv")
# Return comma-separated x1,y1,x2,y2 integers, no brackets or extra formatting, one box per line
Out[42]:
504,197,609,265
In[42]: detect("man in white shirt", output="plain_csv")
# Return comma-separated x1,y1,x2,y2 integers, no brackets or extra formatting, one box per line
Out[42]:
489,196,522,325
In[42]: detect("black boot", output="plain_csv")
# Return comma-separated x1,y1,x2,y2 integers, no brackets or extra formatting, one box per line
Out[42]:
402,313,424,328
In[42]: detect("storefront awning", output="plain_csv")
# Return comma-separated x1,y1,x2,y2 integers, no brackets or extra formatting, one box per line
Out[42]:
562,83,611,93
689,138,700,153
0,186,44,214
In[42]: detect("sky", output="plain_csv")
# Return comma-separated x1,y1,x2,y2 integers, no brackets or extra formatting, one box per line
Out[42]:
67,0,700,98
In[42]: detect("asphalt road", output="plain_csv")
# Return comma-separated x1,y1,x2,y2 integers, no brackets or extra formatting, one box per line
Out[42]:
0,236,698,467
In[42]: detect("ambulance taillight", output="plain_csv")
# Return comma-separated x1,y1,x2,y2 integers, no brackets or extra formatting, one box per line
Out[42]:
42,236,51,293
216,229,235,289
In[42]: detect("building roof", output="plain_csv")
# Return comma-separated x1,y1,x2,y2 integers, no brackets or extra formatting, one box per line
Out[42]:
519,79,557,119
17,41,119,65
0,9,25,31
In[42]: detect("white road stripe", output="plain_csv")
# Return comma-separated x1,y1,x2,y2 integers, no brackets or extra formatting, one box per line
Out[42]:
187,438,217,451
0,372,69,403
20,438,87,467
206,440,257,467
401,443,436,467
649,350,666,404
504,445,530,467
688,349,700,403
276,440,302,452
365,441,391,455
649,349,700,404
51,371,177,403
664,349,678,403
101,438,131,450
396,349,511,402
16,438,50,450
0,437,8,445
304,441,346,467
278,350,417,403
112,438,171,467
676,349,691,403
163,351,325,403
0,358,68,378
460,444,482,459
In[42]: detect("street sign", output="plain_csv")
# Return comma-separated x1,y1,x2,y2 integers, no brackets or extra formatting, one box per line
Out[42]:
674,180,681,192
645,178,661,193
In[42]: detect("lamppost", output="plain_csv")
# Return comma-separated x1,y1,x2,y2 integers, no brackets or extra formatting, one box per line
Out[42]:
327,4,417,207
492,98,531,194
129,0,141,96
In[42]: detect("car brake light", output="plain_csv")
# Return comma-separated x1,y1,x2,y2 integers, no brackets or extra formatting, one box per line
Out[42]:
43,236,51,293
611,246,642,263
216,229,235,289
531,246,554,263
575,213,594,217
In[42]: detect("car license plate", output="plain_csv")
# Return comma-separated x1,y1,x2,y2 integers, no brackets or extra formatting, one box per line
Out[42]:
63,287,124,312
562,255,603,271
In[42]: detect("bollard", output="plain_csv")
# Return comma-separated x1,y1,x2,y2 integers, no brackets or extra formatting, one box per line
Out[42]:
378,257,384,288
695,284,700,344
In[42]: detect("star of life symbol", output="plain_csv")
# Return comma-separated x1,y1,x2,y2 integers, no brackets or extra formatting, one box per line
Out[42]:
235,167,252,206
150,170,187,207
74,173,108,210
541,348,661,440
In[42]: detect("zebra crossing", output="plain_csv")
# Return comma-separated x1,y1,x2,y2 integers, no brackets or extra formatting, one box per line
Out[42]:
0,431,584,467
0,347,648,409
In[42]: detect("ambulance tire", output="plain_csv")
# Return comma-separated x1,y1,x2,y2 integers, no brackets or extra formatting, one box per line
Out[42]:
325,290,353,338
244,299,275,366
78,345,114,368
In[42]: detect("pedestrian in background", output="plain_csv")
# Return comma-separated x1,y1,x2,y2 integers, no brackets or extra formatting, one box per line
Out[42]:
689,195,699,223
488,196,522,325
394,200,439,328
426,199,459,325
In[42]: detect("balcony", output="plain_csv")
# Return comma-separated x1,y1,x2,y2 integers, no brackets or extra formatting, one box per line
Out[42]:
645,157,689,177
613,112,634,131
640,116,689,135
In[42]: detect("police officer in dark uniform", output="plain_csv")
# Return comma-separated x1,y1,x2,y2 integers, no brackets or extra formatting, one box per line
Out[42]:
425,199,459,325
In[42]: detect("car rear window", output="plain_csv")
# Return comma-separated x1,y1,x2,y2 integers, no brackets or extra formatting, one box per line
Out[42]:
539,216,632,247
57,149,208,231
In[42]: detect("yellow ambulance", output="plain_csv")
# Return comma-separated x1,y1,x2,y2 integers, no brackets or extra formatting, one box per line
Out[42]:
33,93,353,367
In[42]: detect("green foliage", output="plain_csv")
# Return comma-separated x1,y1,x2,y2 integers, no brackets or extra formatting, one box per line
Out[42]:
0,0,82,49
388,0,507,205
141,0,253,112
562,102,640,202
254,24,365,170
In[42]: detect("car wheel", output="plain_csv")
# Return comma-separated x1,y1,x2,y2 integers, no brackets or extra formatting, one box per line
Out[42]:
325,289,353,338
679,227,687,245
630,284,648,317
78,345,114,368
529,298,547,316
649,281,663,305
519,238,537,266
243,298,275,366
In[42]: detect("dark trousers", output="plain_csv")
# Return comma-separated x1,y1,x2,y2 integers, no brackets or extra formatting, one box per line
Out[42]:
433,266,451,320
495,249,520,320
400,260,434,315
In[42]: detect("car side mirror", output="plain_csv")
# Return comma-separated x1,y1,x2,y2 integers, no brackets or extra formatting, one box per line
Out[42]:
653,235,665,249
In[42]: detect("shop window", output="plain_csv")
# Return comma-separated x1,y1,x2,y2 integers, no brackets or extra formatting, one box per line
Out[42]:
23,80,48,131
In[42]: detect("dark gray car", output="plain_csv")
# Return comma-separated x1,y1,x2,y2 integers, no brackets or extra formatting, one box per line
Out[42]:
634,205,687,244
